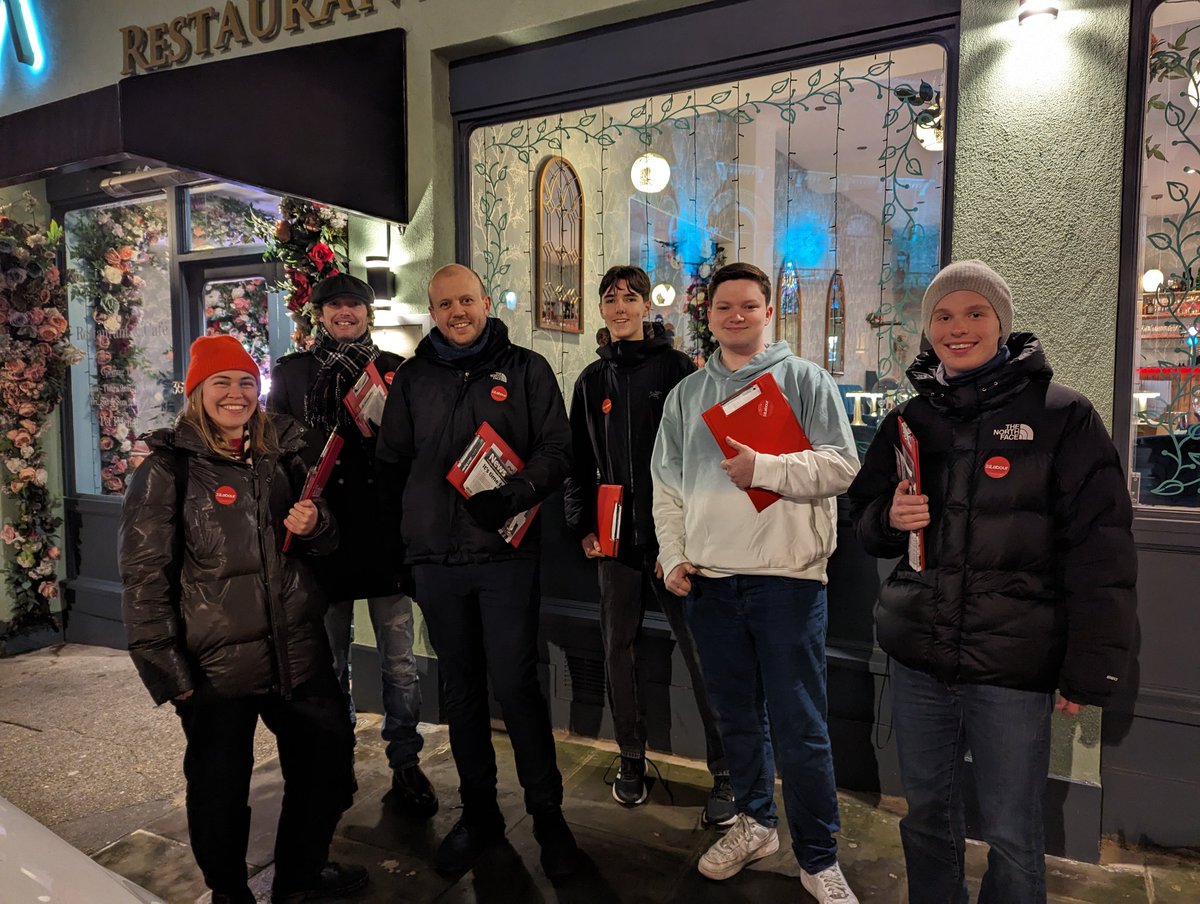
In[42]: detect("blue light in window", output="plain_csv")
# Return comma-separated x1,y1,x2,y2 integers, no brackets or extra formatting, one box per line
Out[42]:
777,213,830,271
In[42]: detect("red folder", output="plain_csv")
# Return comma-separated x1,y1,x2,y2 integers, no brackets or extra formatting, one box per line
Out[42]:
343,360,387,437
446,421,540,547
894,415,925,572
596,484,624,557
701,372,811,512
282,429,344,552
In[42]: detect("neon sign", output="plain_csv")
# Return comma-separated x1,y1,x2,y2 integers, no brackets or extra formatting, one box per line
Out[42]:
0,0,45,72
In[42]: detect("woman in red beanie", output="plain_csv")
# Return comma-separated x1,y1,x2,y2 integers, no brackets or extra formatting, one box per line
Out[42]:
119,335,368,904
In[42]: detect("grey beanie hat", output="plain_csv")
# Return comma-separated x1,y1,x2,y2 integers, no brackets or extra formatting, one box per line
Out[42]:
920,259,1013,341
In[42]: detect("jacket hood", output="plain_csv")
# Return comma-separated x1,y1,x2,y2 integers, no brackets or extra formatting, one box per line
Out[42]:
704,340,794,384
596,321,675,365
142,410,308,456
907,331,1052,419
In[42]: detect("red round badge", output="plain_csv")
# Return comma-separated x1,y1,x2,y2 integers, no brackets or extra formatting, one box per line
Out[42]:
602,398,613,414
383,370,394,385
984,456,1011,479
214,485,238,505
491,385,508,402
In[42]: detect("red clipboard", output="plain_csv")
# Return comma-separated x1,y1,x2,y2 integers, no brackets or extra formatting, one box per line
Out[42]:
596,484,624,557
701,372,811,512
895,415,925,572
343,360,387,437
446,421,540,547
282,429,343,552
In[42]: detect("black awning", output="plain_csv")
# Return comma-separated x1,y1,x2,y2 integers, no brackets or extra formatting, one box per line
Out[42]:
0,29,407,222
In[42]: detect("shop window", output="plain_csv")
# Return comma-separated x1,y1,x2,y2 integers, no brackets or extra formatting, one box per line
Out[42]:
1134,1,1200,508
65,197,171,496
468,44,947,450
202,276,272,389
186,182,278,251
535,156,584,332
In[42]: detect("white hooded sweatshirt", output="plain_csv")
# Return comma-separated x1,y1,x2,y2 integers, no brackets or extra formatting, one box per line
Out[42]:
651,341,859,583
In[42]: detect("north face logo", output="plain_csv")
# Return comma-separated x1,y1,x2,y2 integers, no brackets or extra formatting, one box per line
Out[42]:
490,371,508,383
993,423,1034,441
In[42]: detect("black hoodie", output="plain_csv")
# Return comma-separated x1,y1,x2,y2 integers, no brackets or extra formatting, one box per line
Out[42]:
847,333,1137,706
563,322,694,557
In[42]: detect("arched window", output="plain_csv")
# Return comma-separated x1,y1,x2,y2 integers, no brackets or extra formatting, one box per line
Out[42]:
535,156,583,333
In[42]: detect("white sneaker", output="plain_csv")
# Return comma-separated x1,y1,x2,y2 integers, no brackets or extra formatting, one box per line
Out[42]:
697,813,779,880
800,861,859,903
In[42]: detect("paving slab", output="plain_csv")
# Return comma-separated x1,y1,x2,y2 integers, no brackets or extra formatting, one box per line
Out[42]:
92,828,208,904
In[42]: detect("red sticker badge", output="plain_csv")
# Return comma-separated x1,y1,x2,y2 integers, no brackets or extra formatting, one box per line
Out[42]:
602,398,613,414
983,456,1011,479
383,370,395,385
491,385,508,402
214,485,238,505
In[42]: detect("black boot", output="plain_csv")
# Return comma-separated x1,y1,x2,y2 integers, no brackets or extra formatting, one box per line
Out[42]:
612,754,647,806
271,861,369,902
434,802,505,876
389,763,439,819
532,806,578,879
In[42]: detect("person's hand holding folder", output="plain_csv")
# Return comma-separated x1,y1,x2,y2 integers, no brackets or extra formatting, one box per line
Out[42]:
889,480,929,532
719,437,757,489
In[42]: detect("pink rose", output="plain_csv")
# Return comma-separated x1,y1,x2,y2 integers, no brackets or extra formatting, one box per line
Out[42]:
1,524,17,544
27,307,44,325
36,324,59,341
38,581,58,600
47,546,60,560
104,477,124,492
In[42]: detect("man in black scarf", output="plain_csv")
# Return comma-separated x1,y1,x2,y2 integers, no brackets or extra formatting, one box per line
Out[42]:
269,273,437,818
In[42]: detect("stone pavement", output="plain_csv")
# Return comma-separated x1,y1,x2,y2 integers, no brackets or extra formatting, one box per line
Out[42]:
1,644,1197,903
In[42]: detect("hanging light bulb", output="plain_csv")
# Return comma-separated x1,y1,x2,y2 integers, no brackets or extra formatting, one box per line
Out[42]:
630,153,671,193
1142,269,1165,293
651,283,676,307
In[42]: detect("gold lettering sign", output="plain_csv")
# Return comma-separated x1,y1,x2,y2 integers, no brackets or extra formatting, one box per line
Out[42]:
120,0,378,76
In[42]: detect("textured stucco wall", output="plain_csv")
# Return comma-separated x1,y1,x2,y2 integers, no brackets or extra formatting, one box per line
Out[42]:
954,1,1131,426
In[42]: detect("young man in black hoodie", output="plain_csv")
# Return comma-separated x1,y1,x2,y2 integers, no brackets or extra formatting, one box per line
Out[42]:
848,260,1136,903
564,266,735,824
376,264,578,879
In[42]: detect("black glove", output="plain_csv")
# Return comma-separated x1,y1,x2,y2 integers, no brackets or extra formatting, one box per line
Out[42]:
464,487,512,531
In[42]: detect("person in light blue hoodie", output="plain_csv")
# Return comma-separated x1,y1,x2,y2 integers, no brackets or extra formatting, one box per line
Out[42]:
651,262,860,904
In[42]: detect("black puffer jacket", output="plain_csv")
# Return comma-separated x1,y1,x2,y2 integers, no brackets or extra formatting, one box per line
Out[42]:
563,323,694,556
120,414,337,705
848,333,1136,706
268,348,404,600
376,319,571,564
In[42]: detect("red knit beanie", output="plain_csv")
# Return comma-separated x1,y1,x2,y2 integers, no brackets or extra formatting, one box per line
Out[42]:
185,335,260,396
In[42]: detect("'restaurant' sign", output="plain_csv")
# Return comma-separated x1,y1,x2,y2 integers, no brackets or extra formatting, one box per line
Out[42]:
120,0,381,76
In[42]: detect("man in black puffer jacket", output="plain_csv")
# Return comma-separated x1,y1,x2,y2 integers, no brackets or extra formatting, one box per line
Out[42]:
562,265,731,822
269,272,436,819
848,260,1136,904
376,264,577,880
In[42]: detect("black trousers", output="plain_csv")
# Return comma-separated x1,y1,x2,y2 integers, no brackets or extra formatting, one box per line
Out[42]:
598,549,728,774
414,559,563,814
174,670,356,895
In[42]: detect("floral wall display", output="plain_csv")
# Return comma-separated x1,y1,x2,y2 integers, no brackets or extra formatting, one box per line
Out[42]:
0,192,83,637
249,198,349,348
189,193,273,251
203,276,272,387
66,201,168,496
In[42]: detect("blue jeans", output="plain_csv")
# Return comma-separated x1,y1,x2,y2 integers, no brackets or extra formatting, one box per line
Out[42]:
324,593,423,769
684,574,840,873
891,661,1054,904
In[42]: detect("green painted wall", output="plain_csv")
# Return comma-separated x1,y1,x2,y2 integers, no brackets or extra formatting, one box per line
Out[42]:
954,1,1131,426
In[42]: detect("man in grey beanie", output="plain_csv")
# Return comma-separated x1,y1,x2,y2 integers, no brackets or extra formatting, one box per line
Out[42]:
848,260,1136,902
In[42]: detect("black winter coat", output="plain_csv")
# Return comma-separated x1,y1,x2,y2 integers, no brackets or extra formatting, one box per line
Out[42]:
120,414,337,705
847,334,1136,706
563,324,694,556
268,348,405,600
376,319,571,564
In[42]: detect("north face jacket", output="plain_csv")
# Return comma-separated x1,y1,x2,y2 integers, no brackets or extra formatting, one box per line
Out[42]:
120,413,337,705
847,333,1137,706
